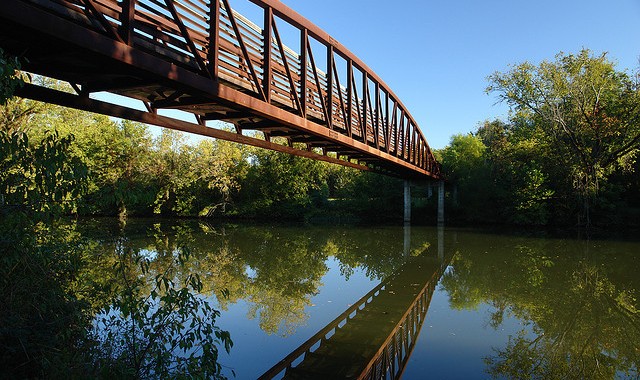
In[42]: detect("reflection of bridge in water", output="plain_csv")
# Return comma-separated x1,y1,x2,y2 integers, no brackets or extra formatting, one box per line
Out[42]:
260,231,451,380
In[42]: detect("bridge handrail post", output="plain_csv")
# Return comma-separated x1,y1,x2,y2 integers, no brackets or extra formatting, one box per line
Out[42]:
208,0,220,78
120,0,136,45
326,45,333,129
346,59,353,137
262,6,272,102
299,28,308,118
374,81,380,149
362,71,369,144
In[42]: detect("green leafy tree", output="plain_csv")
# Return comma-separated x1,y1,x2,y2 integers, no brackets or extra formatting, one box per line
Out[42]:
192,138,249,216
240,149,329,218
150,129,198,215
439,133,495,222
0,48,24,104
487,49,640,224
57,114,155,216
476,119,556,225
1,54,91,377
0,130,87,216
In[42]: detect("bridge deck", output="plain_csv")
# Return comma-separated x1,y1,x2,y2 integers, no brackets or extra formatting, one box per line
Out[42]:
0,0,441,179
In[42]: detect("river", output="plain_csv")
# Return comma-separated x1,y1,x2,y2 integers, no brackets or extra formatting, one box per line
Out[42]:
74,219,640,379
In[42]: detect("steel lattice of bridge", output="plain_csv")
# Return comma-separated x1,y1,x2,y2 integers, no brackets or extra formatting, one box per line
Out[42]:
0,0,441,179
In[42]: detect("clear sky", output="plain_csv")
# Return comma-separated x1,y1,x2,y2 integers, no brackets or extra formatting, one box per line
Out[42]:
95,0,640,150
267,0,640,149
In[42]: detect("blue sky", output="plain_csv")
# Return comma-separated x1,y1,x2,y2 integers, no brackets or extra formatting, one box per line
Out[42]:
273,0,640,149
97,0,640,150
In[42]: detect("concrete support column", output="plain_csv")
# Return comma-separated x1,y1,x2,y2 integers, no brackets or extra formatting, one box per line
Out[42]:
403,180,411,223
437,180,445,225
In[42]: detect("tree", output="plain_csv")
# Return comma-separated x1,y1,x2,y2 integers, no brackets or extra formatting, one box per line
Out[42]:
1,53,91,377
51,113,155,216
487,49,640,225
192,138,249,216
439,133,495,222
240,149,329,218
440,133,487,182
0,48,24,105
150,129,198,215
475,119,556,225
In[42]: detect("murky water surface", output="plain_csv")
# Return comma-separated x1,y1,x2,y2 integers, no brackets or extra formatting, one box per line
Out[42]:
79,219,640,379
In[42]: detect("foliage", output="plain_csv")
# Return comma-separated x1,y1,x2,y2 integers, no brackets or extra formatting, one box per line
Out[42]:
0,68,90,375
437,50,640,227
0,48,25,105
439,233,640,379
476,119,557,225
193,138,249,216
0,219,92,378
1,49,84,378
91,243,232,379
1,130,87,217
335,170,403,220
487,49,640,225
438,133,494,222
239,148,329,218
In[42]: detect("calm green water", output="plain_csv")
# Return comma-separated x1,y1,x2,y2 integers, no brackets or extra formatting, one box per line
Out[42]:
77,219,640,379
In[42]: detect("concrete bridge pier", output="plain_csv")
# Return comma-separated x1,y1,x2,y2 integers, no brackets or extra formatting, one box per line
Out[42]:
404,180,444,225
404,180,411,223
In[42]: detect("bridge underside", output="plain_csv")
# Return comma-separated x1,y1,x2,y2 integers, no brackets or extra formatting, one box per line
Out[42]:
0,0,441,179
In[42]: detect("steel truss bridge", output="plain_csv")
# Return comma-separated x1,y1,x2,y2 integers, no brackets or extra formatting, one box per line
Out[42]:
259,248,451,379
0,0,440,179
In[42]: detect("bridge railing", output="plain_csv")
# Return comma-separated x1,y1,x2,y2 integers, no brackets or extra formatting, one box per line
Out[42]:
257,281,388,380
360,274,436,380
20,0,440,176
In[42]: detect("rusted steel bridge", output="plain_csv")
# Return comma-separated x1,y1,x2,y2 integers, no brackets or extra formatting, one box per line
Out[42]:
259,248,451,379
0,0,441,179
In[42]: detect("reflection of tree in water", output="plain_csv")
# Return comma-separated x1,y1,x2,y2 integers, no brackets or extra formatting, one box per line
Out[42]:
232,227,329,336
86,222,437,337
440,233,640,379
322,226,429,280
486,262,639,379
74,220,440,342
90,240,231,379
